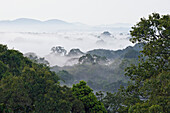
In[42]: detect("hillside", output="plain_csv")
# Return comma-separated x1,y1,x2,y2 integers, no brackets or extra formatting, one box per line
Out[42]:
23,43,143,92
0,44,106,112
49,44,142,92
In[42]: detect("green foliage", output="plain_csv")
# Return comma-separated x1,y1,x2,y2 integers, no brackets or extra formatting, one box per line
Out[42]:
72,81,107,113
128,103,163,113
25,53,49,65
100,13,169,113
79,54,107,65
57,70,74,85
0,61,8,80
0,44,108,113
149,105,163,113
130,13,170,70
102,92,123,113
50,44,141,92
120,13,170,112
96,91,104,102
71,99,85,113
52,58,134,92
123,49,140,58
0,44,7,53
0,49,67,112
0,44,83,112
87,43,143,60
0,103,12,113
128,103,149,113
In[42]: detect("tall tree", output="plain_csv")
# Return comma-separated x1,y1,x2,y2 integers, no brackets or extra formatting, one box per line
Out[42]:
121,13,170,112
0,44,83,113
72,81,107,113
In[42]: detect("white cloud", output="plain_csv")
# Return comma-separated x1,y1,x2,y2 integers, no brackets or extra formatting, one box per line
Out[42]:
0,32,133,57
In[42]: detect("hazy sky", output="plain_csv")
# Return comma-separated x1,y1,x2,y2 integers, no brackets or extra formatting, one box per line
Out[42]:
0,0,169,25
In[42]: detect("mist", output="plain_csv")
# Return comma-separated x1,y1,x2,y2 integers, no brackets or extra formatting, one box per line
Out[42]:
0,19,134,66
0,32,133,57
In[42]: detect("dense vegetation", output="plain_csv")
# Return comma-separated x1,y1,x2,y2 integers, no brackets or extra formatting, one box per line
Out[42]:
0,13,169,113
25,42,142,92
53,58,138,92
0,44,106,112
87,43,142,59
51,44,141,92
101,13,170,113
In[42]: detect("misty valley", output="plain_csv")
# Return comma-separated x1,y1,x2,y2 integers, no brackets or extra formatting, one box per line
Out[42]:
25,42,142,92
0,13,169,113
0,29,139,93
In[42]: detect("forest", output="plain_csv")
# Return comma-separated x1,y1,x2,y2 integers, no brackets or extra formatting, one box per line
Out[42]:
51,43,141,92
0,13,169,113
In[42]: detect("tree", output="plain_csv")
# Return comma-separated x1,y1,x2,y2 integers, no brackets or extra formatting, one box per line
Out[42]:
0,75,32,112
102,92,123,113
120,13,170,112
130,13,169,70
72,81,107,113
0,44,82,113
57,70,74,85
0,61,8,80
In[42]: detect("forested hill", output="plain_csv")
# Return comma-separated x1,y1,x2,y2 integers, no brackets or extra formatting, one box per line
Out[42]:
49,43,143,92
87,43,143,59
0,13,169,113
0,44,106,112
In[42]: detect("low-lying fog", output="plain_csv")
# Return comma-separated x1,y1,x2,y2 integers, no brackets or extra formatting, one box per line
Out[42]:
0,32,132,55
0,31,133,66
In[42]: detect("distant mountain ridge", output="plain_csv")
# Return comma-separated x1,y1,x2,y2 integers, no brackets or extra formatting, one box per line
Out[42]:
0,18,131,26
0,18,131,32
0,18,70,25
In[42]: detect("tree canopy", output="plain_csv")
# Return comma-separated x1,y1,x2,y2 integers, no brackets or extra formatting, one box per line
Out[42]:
72,81,106,113
0,44,106,112
0,13,169,113
99,13,169,113
118,13,169,113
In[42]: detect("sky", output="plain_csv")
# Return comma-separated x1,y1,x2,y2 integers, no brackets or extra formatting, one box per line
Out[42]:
0,0,169,25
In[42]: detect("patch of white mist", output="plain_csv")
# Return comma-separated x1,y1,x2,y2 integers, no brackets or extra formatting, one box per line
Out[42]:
0,32,133,66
